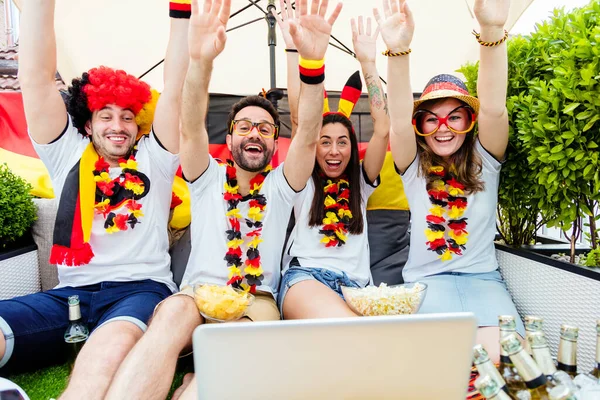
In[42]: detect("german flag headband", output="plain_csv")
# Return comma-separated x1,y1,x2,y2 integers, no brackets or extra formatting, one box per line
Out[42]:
323,71,362,130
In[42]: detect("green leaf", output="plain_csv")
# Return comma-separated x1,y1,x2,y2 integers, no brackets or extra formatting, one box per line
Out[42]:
562,103,581,114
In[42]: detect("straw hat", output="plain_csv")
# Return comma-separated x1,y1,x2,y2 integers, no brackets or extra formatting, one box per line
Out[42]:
413,74,480,116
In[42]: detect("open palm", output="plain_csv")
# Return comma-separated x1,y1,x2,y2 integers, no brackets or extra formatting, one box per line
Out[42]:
373,0,414,53
273,0,297,48
189,0,231,62
289,0,343,61
352,17,379,64
474,0,510,28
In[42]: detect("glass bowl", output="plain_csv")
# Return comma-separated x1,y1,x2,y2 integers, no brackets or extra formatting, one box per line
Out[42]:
341,282,428,316
193,284,254,322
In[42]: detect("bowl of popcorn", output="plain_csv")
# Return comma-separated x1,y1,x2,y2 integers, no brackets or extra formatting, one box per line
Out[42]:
341,282,428,316
193,284,254,322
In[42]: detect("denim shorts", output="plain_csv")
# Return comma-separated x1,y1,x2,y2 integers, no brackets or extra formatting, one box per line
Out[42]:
0,279,172,375
278,265,361,313
415,270,525,336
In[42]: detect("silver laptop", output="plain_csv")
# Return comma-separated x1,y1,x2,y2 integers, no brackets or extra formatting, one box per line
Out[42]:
193,312,477,400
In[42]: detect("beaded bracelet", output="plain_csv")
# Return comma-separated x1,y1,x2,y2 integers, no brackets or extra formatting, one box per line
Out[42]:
299,57,325,84
472,29,509,47
382,49,412,57
170,0,191,19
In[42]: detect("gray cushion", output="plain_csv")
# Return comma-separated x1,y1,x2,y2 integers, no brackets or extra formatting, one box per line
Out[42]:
31,198,59,290
367,209,410,285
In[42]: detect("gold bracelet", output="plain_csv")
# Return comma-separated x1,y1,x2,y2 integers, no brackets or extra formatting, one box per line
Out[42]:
472,29,509,47
382,49,412,57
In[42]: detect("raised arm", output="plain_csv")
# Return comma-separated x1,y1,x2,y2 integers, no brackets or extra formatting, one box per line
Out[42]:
352,16,389,183
474,0,510,160
374,0,415,173
152,12,190,154
273,0,301,138
18,0,67,144
283,0,343,192
180,0,231,181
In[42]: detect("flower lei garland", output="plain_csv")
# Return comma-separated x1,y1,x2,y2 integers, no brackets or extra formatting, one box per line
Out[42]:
93,147,145,234
319,177,353,247
425,166,469,261
223,160,272,294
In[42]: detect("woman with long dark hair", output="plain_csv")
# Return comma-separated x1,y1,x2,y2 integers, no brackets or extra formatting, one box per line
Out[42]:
274,3,389,318
378,0,523,361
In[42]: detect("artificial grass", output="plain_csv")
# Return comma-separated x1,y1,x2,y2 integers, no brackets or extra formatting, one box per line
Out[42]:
7,362,192,400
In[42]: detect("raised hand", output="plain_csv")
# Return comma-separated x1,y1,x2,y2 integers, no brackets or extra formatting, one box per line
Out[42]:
373,0,414,53
288,0,343,61
351,16,380,64
474,0,510,28
188,0,231,62
272,0,297,49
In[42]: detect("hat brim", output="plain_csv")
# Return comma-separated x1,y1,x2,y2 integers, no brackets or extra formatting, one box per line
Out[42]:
414,90,480,116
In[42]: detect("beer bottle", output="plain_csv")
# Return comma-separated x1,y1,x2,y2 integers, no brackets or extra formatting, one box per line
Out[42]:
499,315,527,392
528,331,557,378
501,333,550,400
557,325,578,378
474,374,513,400
524,316,544,356
473,345,511,395
64,295,89,367
591,319,599,379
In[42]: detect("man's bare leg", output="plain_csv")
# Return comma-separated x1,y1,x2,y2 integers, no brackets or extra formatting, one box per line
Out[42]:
59,321,143,400
105,295,202,400
0,333,5,361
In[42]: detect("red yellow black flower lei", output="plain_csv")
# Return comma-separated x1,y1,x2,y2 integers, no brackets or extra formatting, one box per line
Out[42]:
223,160,272,294
425,166,468,261
319,177,353,247
93,147,145,233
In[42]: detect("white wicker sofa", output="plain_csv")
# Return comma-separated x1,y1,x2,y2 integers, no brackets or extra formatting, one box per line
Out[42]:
1,198,599,371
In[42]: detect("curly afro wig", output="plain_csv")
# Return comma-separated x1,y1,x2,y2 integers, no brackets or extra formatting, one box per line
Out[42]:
66,66,153,136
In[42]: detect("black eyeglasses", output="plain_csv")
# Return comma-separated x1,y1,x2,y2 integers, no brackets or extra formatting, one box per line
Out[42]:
229,119,279,138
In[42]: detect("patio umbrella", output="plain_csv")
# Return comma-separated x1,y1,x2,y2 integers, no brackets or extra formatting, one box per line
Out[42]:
13,0,534,94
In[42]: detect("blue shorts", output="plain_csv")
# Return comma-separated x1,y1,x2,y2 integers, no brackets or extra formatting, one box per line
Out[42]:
0,279,172,375
278,265,361,313
415,270,525,336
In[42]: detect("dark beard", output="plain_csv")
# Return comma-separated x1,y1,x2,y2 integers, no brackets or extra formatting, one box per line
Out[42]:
231,141,273,173
91,132,135,164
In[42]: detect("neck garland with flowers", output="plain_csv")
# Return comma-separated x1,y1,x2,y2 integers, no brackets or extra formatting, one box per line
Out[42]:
223,160,272,293
93,147,147,233
318,175,353,247
425,166,469,261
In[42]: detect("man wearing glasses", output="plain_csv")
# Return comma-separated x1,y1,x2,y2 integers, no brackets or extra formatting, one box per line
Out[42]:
104,0,342,398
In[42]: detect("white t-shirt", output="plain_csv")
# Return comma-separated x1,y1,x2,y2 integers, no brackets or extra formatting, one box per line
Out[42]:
181,157,300,297
282,168,378,287
401,139,501,282
31,115,179,292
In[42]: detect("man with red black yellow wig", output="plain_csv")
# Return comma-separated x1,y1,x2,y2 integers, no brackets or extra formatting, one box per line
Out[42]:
0,1,190,398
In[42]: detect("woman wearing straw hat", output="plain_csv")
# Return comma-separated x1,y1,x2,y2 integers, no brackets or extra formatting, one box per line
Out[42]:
375,0,523,361
273,1,389,318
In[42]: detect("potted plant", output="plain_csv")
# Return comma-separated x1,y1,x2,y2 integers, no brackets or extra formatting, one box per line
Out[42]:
0,163,40,299
458,1,600,266
456,2,600,370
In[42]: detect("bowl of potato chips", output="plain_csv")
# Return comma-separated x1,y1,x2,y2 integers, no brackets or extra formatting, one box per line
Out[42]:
193,284,254,322
341,282,427,316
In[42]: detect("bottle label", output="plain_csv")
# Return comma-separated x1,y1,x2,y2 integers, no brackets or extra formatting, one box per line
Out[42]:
69,305,82,321
558,339,577,369
476,360,506,387
511,349,546,389
557,362,577,373
531,346,557,376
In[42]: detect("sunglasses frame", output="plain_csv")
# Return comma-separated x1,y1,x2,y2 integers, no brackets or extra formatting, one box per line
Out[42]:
412,105,477,137
229,119,279,139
